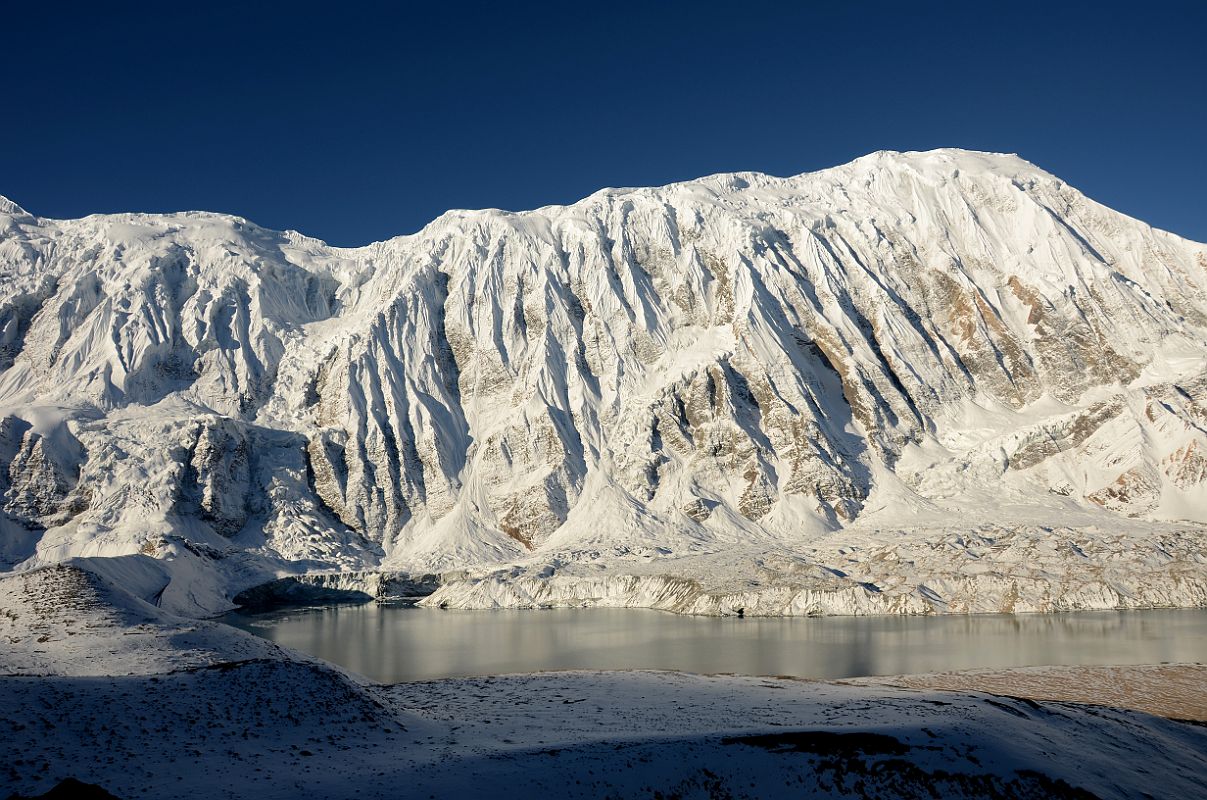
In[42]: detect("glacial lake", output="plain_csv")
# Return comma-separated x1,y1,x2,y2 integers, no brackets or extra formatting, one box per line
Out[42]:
222,604,1207,683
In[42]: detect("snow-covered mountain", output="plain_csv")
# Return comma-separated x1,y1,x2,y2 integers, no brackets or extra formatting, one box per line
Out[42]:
2,149,1206,614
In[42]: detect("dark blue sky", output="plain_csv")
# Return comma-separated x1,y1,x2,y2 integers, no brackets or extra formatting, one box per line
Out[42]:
3,1,1204,246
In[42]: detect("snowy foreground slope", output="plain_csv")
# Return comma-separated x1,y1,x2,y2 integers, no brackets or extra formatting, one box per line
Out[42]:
1,149,1206,614
2,565,1205,800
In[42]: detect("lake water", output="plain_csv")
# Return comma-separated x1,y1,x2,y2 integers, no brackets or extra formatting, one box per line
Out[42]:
222,604,1207,683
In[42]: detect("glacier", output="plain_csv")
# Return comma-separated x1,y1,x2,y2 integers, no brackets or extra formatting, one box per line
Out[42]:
1,148,1205,616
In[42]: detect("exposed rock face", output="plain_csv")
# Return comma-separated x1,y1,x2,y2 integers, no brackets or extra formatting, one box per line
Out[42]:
0,416,86,529
182,418,250,536
0,148,1205,585
1007,401,1123,472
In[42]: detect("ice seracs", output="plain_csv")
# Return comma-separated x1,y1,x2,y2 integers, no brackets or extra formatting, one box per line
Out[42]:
1,149,1206,614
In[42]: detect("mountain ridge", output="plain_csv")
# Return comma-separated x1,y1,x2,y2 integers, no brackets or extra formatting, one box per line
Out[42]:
5,150,1118,247
1,148,1205,615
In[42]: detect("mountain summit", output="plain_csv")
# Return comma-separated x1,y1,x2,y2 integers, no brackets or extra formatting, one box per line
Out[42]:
2,149,1205,615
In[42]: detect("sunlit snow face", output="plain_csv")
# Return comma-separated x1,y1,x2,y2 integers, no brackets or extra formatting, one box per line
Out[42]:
0,148,1205,619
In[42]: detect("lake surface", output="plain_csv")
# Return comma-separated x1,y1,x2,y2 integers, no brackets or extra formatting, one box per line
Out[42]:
222,604,1207,683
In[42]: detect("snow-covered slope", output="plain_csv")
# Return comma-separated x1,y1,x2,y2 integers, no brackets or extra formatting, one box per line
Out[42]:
2,149,1206,613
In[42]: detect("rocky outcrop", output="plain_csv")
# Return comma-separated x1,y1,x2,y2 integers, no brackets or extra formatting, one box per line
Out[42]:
0,416,87,529
181,418,250,536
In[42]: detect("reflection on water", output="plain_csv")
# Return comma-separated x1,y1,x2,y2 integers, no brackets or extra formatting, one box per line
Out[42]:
222,605,1207,683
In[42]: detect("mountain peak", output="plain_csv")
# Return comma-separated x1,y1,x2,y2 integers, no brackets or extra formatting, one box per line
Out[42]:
616,150,1060,217
845,147,1048,178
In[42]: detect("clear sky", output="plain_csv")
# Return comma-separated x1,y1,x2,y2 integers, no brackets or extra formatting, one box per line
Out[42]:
3,1,1204,246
